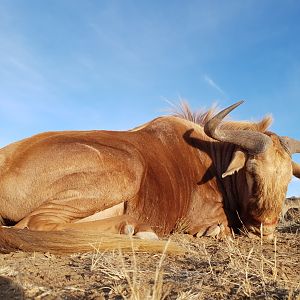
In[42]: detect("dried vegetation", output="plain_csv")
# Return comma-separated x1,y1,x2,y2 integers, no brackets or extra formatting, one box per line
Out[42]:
0,209,299,300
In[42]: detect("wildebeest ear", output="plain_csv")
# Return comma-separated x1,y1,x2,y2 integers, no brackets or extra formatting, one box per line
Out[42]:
222,150,247,178
292,161,300,178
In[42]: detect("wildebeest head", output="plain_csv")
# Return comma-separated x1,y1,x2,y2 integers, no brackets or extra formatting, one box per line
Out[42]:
204,101,300,238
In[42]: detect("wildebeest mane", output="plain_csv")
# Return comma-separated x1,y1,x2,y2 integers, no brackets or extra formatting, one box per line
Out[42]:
173,100,273,133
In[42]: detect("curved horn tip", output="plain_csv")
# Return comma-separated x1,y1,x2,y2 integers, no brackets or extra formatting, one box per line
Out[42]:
229,100,245,110
204,100,245,135
217,100,245,117
215,100,245,119
204,100,272,154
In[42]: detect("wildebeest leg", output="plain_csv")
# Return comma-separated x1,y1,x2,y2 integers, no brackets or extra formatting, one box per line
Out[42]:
185,186,231,238
75,203,125,223
70,214,159,240
14,211,158,240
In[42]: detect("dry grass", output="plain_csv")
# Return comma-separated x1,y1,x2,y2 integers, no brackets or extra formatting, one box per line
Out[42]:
0,210,299,299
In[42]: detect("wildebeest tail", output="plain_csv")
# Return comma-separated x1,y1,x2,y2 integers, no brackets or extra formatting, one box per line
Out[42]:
0,226,183,254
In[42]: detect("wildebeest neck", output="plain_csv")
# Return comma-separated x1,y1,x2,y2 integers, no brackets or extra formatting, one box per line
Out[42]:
181,125,243,230
207,141,245,229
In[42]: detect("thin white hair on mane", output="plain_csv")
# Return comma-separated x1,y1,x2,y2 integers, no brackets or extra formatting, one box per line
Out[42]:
170,100,219,126
171,100,273,133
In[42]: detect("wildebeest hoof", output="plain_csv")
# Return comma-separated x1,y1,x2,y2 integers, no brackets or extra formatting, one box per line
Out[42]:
135,231,159,240
123,224,135,236
205,224,221,238
196,223,225,238
196,228,207,238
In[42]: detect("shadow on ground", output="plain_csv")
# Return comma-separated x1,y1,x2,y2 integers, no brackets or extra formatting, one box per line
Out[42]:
0,276,24,300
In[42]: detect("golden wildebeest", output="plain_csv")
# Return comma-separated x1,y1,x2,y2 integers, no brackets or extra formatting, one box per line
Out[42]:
0,101,299,253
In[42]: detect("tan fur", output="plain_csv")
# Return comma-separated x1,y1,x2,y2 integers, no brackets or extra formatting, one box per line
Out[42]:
0,103,296,253
235,133,292,235
0,227,182,254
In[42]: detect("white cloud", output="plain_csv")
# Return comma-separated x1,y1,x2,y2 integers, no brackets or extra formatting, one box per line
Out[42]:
204,74,226,96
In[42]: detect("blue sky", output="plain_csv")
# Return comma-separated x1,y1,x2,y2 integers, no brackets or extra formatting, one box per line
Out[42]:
0,0,300,196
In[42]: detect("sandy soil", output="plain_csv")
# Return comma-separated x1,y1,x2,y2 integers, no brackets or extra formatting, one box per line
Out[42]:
0,210,299,300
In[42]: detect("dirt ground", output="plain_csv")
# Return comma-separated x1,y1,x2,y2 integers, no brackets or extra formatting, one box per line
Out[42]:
0,210,299,300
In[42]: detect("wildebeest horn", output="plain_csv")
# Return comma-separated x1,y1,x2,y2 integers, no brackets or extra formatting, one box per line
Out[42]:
204,101,272,154
292,161,300,178
280,136,300,155
280,137,300,178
